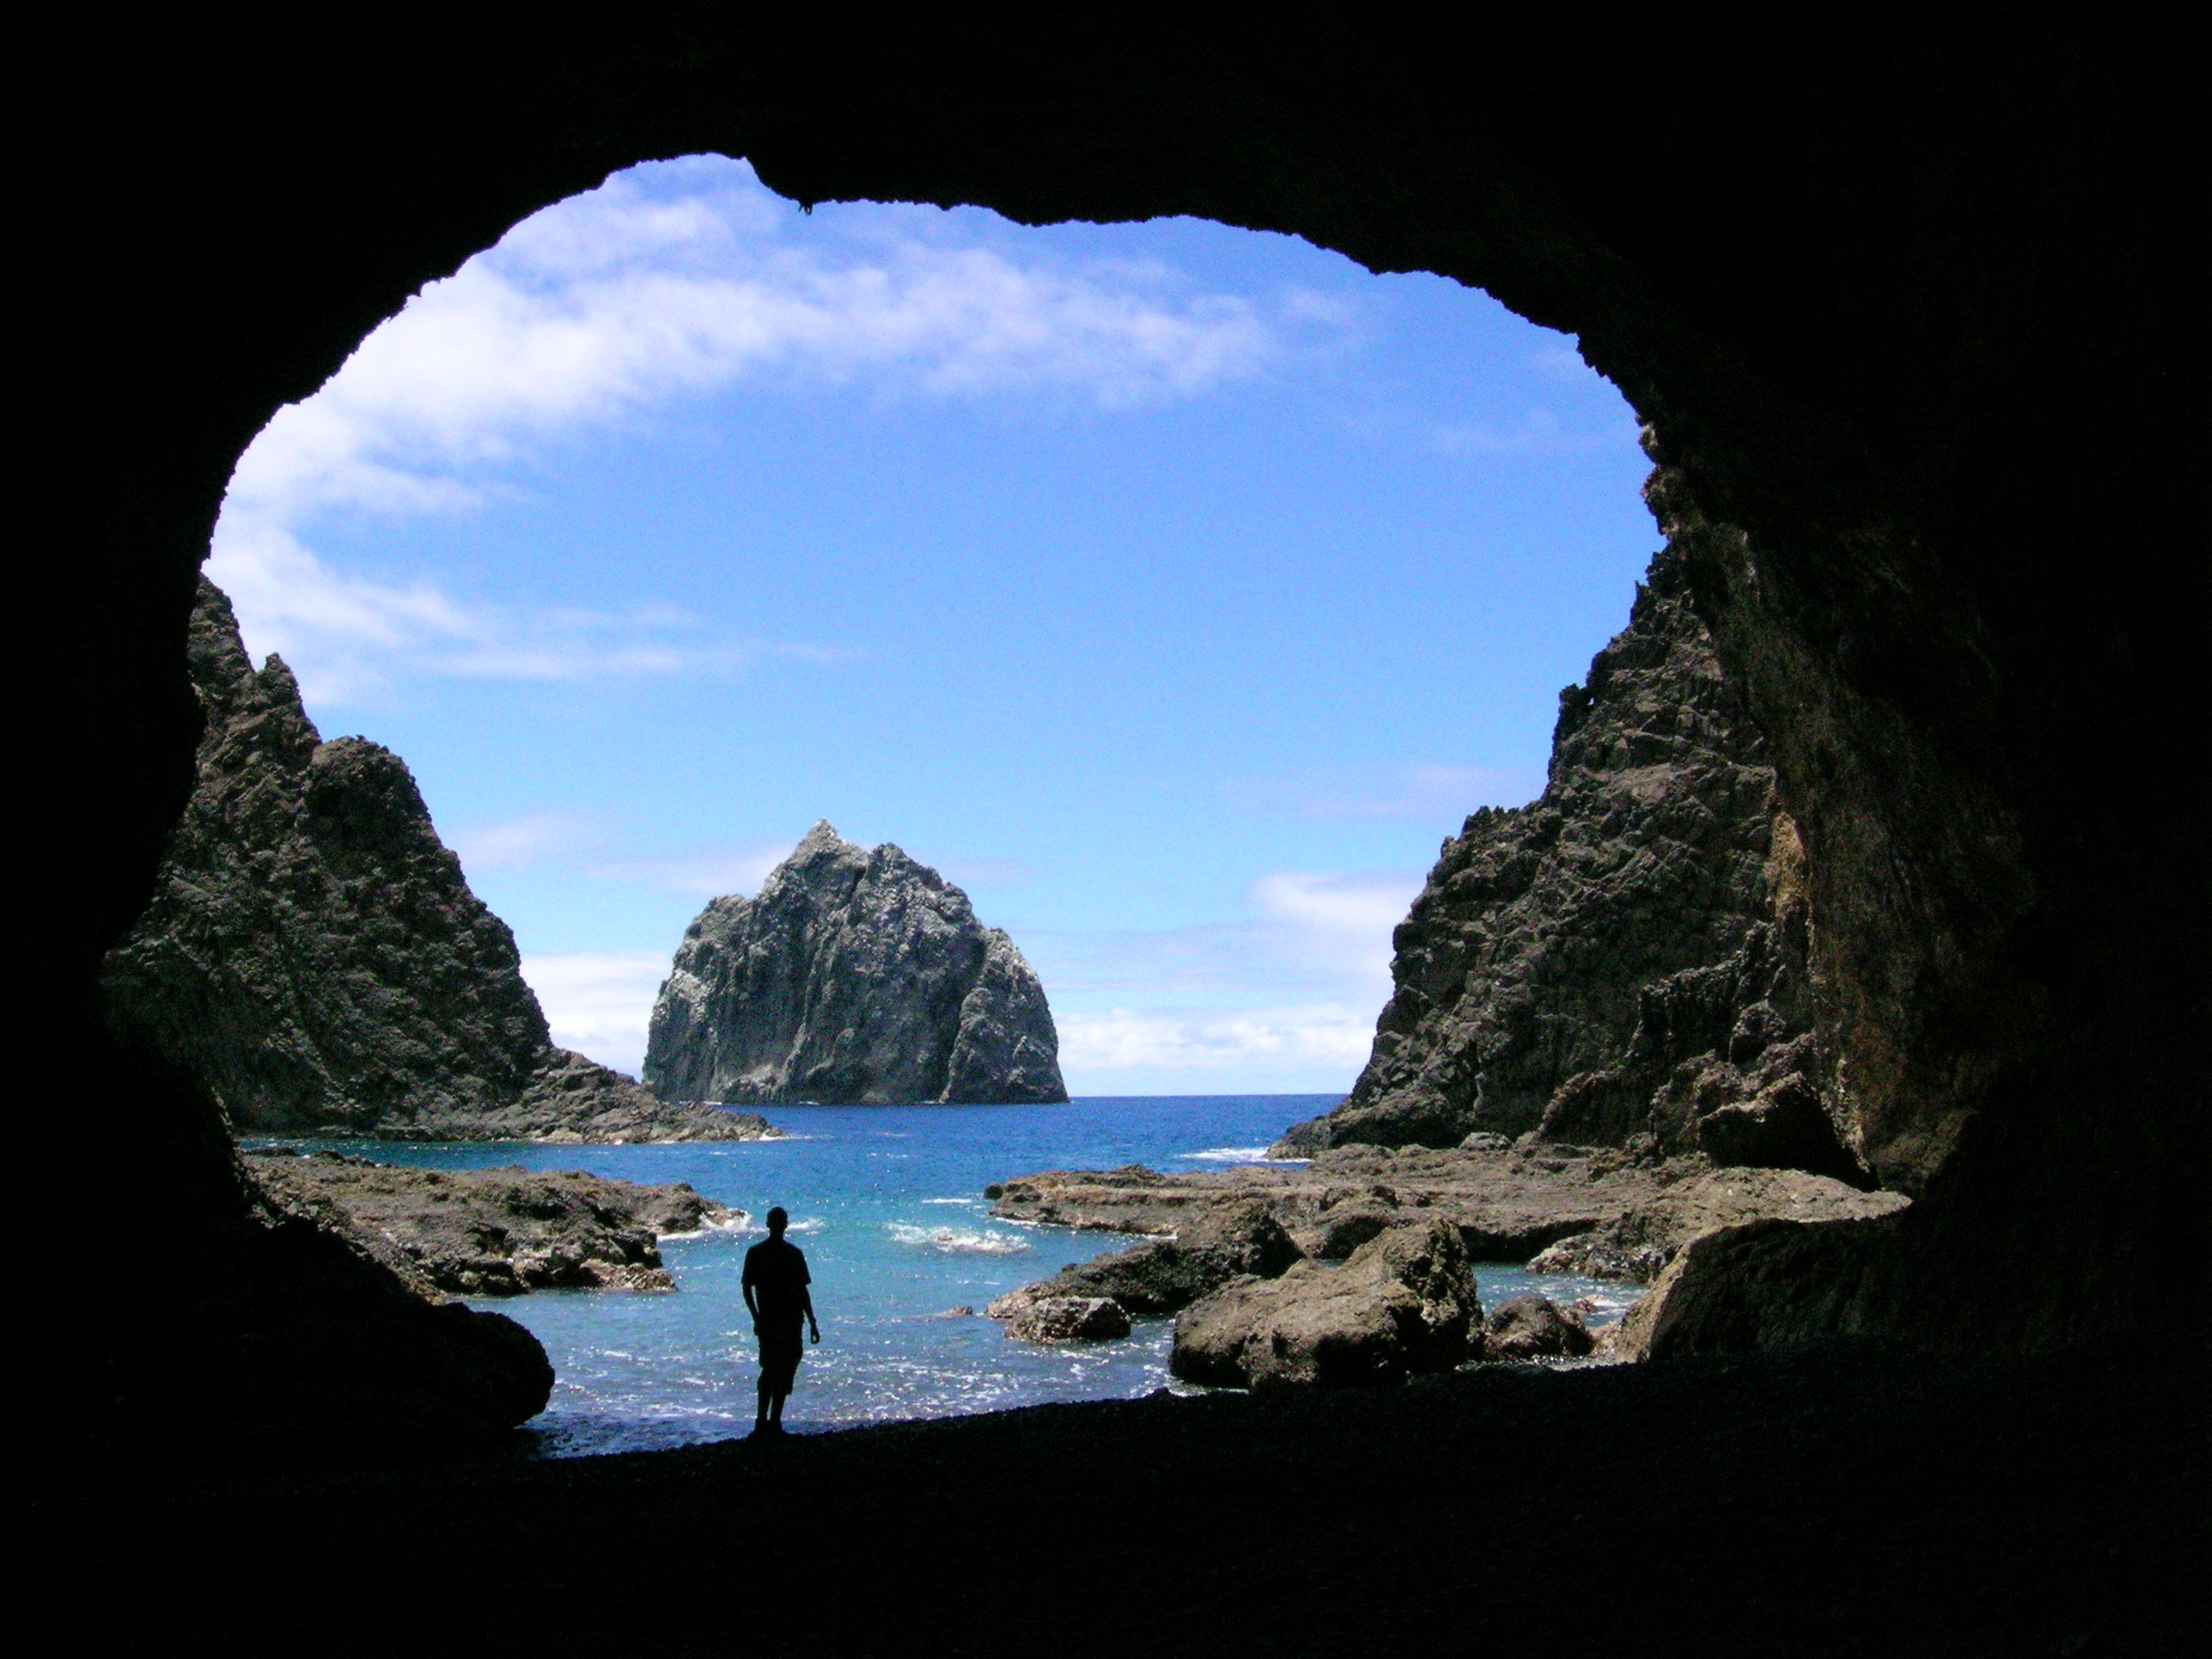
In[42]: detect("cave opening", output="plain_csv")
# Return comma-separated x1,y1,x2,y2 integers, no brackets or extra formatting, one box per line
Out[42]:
203,152,1661,1103
167,153,1726,1446
38,19,2199,1646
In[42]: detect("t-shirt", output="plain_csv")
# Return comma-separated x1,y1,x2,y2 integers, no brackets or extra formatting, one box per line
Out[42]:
743,1236,812,1328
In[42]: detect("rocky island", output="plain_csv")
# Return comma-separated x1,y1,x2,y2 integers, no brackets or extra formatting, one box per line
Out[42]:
102,579,780,1146
247,1147,743,1295
645,821,1067,1104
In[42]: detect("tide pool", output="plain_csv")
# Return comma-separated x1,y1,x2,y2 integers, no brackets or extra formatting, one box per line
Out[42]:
266,1096,1638,1455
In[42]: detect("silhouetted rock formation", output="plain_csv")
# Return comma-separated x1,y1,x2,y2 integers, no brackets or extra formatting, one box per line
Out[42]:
247,1148,743,1295
1277,544,1850,1169
645,822,1067,1105
102,579,777,1145
1171,1219,1480,1389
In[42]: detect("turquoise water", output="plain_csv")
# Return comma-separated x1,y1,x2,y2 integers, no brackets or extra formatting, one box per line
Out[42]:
265,1096,1638,1455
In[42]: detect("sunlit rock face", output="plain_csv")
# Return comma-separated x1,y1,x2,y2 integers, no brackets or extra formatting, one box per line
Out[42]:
645,823,1068,1105
1278,540,1839,1168
102,579,770,1144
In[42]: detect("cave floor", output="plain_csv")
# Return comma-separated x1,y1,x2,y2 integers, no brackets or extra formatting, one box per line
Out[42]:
68,1343,2206,1655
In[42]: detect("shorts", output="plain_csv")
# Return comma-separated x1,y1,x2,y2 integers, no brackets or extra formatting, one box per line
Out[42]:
757,1326,803,1394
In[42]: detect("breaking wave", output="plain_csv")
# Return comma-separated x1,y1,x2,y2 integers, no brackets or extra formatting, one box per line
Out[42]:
885,1223,1030,1255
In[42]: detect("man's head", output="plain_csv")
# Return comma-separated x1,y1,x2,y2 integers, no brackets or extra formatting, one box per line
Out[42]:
766,1206,789,1237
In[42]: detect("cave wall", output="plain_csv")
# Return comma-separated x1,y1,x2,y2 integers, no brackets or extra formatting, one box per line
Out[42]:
33,9,2202,1428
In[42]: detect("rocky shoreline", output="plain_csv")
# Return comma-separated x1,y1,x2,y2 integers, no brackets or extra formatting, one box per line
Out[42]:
247,1148,747,1296
981,1143,1906,1382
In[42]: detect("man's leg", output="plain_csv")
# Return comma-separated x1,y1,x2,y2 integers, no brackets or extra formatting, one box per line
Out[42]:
760,1331,799,1430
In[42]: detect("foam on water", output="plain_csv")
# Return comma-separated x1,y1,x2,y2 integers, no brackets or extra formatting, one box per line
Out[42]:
658,1209,759,1241
885,1223,1031,1255
1179,1144,1297,1165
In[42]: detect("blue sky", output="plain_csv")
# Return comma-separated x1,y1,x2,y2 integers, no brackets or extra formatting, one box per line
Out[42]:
208,156,1654,1094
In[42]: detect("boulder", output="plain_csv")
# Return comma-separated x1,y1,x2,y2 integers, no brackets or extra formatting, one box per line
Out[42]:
1001,1296,1131,1343
1170,1219,1481,1389
1527,1167,1910,1284
1602,1212,1908,1362
1480,1295,1594,1361
991,1200,1303,1318
645,820,1065,1105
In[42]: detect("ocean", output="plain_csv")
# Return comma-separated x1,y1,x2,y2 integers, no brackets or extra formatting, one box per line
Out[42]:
264,1095,1639,1456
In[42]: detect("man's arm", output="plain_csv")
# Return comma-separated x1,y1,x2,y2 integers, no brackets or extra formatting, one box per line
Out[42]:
801,1285,819,1342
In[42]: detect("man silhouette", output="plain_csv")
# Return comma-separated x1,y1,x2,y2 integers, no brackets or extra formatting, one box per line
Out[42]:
742,1206,818,1436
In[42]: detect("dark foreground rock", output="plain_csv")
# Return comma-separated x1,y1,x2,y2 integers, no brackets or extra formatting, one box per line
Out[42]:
1171,1219,1480,1389
1481,1295,1595,1362
1527,1167,1908,1284
247,1150,740,1295
645,821,1066,1105
1599,1210,1920,1364
102,579,781,1146
93,1342,2200,1656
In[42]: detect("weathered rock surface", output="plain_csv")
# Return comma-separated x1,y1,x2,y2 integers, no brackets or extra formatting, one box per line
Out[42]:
1171,1220,1481,1389
644,821,1066,1105
1000,1296,1132,1344
1528,1167,1910,1284
101,579,777,1146
990,1199,1304,1320
1602,1210,1915,1364
1480,1295,1595,1362
247,1148,742,1295
1276,545,1860,1185
989,1144,1665,1265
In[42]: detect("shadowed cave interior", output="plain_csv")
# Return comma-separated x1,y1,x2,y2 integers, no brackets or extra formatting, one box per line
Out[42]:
35,12,2203,1652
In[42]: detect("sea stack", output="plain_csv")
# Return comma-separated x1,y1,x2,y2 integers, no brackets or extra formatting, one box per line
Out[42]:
645,823,1068,1105
101,577,777,1144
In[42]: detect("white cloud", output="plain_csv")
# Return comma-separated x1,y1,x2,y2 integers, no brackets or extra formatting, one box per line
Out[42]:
208,514,842,703
1027,867,1420,1092
448,812,599,874
1225,762,1541,822
586,842,794,900
210,156,1313,702
1057,1004,1378,1073
520,951,672,1078
1251,870,1417,938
